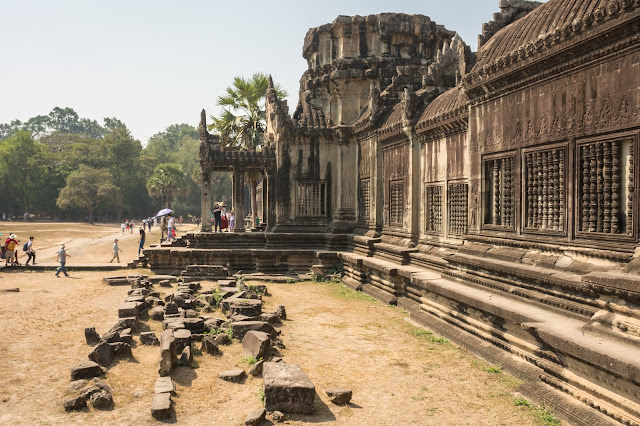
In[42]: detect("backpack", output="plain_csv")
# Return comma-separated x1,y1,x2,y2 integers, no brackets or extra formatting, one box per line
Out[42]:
23,242,29,252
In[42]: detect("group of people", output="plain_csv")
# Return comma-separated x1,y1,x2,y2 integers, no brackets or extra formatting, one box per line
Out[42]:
1,233,36,266
211,202,235,233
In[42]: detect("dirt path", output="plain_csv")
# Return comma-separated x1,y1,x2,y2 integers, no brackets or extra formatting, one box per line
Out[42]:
0,270,542,425
0,221,198,265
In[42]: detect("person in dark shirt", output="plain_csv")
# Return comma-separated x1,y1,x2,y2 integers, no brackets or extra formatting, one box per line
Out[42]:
213,203,222,233
138,227,146,256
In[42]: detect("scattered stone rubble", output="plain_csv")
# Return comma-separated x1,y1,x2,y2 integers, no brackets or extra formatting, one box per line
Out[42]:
66,272,352,421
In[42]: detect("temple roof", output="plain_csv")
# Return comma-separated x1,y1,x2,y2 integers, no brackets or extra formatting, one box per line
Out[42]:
416,86,468,132
474,0,608,71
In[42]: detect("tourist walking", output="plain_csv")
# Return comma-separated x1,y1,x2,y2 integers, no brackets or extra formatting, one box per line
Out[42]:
109,239,122,263
229,210,235,232
166,213,176,242
4,234,18,266
121,221,126,234
25,236,36,265
161,216,167,241
138,227,146,256
55,243,70,277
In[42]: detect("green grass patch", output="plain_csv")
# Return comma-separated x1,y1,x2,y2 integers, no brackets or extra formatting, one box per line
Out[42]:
483,366,502,374
242,355,262,365
514,397,561,426
327,282,376,301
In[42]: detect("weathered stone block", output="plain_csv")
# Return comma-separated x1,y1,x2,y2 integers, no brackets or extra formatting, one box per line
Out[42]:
263,362,315,414
140,331,160,345
151,392,172,420
70,361,105,380
118,302,142,319
158,329,177,377
201,335,220,355
173,328,191,353
326,389,352,404
63,395,87,411
90,390,114,410
84,327,100,345
154,377,175,394
242,331,271,360
245,407,266,425
88,341,115,366
218,369,246,383
231,321,274,340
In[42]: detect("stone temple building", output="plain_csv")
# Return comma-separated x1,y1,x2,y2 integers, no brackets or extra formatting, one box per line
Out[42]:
145,1,640,424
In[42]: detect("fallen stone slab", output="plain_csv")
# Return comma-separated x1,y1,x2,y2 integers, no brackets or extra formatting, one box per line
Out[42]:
159,329,177,377
118,302,143,319
231,321,274,340
125,295,146,303
249,359,264,377
245,407,266,425
259,313,279,324
242,331,271,360
69,380,88,392
263,362,315,414
182,317,205,332
145,296,163,307
326,389,352,404
173,328,192,353
230,314,256,323
70,361,105,380
148,275,178,284
201,335,220,355
90,390,114,410
150,307,164,321
204,317,225,332
221,296,262,313
140,331,160,346
275,305,286,320
218,369,246,383
85,327,101,345
154,377,175,395
111,342,132,359
92,378,111,392
179,346,192,365
63,395,87,411
164,301,179,315
214,333,231,346
185,309,199,318
151,392,173,420
120,328,133,345
88,341,115,366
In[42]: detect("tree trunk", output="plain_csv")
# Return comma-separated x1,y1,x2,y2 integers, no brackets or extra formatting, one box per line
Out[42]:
249,177,257,228
166,189,173,209
88,204,94,224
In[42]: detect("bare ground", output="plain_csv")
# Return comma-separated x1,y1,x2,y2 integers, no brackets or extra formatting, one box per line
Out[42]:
0,268,543,426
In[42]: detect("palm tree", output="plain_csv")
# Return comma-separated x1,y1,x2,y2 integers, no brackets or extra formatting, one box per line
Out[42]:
146,163,189,209
209,73,287,226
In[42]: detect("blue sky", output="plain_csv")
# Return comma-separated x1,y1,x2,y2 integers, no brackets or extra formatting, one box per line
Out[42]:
0,1,542,143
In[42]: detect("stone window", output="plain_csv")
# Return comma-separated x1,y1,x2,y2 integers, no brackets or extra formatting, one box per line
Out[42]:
483,155,515,228
359,179,371,222
577,138,634,236
524,147,565,232
425,185,443,234
448,183,468,235
389,181,403,226
297,181,326,217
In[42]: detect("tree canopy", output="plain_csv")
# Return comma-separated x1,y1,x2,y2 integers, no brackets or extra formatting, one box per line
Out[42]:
56,165,121,223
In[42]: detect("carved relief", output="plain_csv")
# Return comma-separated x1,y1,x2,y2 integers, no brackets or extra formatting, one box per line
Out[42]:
425,185,443,234
578,139,633,235
297,181,326,217
524,147,565,232
448,183,468,235
484,156,515,228
359,179,371,222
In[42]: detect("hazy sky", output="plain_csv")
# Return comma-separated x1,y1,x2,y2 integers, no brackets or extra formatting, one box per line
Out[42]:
0,1,536,143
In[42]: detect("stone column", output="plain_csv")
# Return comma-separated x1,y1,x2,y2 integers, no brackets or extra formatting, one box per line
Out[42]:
200,171,212,232
330,128,356,233
266,168,277,231
233,168,246,232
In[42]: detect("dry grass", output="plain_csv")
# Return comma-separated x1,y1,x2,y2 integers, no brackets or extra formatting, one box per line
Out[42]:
0,224,542,425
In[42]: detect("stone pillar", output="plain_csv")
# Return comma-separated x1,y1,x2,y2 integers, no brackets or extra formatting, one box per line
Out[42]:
200,171,211,232
266,168,277,232
330,128,357,233
233,168,246,232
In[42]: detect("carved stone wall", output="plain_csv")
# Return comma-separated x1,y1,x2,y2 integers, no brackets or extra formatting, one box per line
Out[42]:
383,144,409,230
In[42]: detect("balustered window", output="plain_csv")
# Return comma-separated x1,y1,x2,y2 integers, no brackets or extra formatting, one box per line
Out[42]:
425,185,443,234
359,179,371,222
389,181,403,226
448,183,468,235
524,147,565,232
578,139,633,235
483,155,515,228
297,181,326,217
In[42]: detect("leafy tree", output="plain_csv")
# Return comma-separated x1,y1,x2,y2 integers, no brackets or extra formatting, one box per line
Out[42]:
146,163,189,209
209,73,287,224
0,130,47,212
56,165,121,223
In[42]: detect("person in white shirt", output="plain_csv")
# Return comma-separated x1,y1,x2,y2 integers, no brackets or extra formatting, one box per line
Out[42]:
166,213,176,242
25,236,36,265
109,239,122,263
